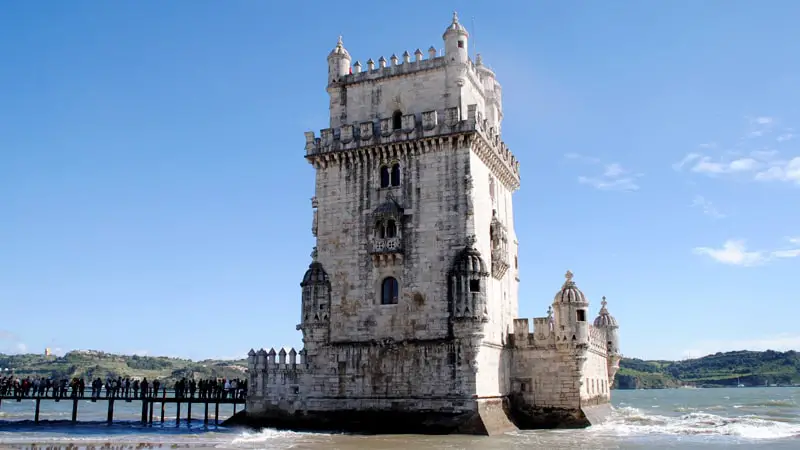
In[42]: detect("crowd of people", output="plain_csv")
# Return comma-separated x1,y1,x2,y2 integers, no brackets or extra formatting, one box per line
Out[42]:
0,376,247,400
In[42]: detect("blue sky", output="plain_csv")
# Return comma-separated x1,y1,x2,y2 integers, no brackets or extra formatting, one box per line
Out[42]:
1,1,799,361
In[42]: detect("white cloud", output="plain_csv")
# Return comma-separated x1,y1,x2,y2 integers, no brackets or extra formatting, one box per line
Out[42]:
693,237,800,266
691,195,725,219
754,156,800,184
131,349,149,356
565,155,642,192
777,133,794,143
15,343,27,353
693,240,765,266
753,116,773,125
682,156,762,174
683,333,800,360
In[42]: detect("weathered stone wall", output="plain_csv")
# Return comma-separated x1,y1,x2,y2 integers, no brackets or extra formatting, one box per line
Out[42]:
313,144,472,344
581,327,611,405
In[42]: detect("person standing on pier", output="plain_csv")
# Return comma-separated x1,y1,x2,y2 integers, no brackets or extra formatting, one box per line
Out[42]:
124,378,131,397
140,378,149,398
152,378,160,398
189,378,196,398
132,379,140,398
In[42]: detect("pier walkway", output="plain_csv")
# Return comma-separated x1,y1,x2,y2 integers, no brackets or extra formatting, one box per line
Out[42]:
0,389,245,426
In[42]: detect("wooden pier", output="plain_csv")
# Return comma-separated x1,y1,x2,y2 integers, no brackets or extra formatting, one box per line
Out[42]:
0,390,245,426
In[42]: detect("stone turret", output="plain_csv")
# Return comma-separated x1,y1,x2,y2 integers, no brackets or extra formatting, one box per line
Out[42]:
449,236,490,325
327,36,351,85
552,270,590,348
443,11,469,64
594,296,621,380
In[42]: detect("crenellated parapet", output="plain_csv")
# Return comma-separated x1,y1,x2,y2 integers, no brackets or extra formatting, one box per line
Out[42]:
305,105,520,190
588,326,607,356
334,47,493,89
510,315,557,349
247,347,308,402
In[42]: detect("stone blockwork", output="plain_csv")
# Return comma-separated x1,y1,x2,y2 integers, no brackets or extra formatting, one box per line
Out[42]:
239,13,621,436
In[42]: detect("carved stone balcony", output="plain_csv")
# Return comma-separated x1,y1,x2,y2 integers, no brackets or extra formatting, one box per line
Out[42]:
491,250,510,279
370,237,403,266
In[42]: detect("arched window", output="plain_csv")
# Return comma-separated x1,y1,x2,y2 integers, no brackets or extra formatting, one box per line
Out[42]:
381,277,399,304
392,110,402,130
379,165,390,188
385,220,397,238
376,220,386,238
390,163,400,187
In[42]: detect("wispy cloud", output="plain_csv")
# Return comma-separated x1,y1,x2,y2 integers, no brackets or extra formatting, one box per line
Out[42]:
693,237,800,266
683,333,800,360
691,195,725,219
674,116,799,185
565,154,642,192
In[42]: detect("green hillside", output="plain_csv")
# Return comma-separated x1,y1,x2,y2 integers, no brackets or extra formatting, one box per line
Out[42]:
0,350,248,385
2,349,798,390
615,350,800,389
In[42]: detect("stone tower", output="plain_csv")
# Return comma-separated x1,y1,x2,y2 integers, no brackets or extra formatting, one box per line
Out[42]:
242,13,616,435
300,12,520,426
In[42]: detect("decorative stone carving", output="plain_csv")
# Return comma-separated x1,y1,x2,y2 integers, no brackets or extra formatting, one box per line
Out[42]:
490,210,509,279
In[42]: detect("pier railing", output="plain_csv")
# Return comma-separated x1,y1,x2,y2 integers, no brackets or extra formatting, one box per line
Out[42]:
0,387,246,426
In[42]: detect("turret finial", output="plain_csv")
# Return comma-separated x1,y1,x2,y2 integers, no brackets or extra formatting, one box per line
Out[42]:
310,246,318,261
547,305,553,320
601,296,607,309
337,35,343,47
465,234,477,247
565,270,573,282
452,11,459,24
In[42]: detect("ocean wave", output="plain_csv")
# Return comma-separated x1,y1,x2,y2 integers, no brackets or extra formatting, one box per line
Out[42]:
591,406,800,440
227,428,305,446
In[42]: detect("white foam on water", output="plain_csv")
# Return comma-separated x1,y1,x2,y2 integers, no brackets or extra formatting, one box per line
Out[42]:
590,406,800,440
228,428,304,446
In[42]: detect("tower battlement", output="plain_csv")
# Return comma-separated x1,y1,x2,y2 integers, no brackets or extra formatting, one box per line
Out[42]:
304,105,520,189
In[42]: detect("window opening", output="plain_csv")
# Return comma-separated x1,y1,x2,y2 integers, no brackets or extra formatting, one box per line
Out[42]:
381,277,399,304
469,279,480,293
379,165,390,188
392,111,402,130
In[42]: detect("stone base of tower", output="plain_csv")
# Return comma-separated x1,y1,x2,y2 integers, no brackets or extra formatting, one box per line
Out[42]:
223,397,518,436
507,393,614,429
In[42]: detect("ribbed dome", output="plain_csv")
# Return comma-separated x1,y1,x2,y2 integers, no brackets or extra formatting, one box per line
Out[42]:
301,262,329,286
328,36,351,60
301,247,330,287
554,270,588,304
443,12,468,38
593,296,619,328
452,245,489,276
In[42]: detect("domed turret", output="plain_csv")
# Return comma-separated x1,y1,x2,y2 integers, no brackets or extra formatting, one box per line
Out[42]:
552,270,589,347
594,296,620,358
449,237,489,322
300,247,331,325
442,12,469,64
452,245,489,276
554,270,588,305
593,297,618,328
327,36,351,84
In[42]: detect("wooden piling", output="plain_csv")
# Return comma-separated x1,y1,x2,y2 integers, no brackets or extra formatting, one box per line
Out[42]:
141,400,148,424
71,398,78,423
233,402,237,415
214,402,219,425
160,401,165,423
204,402,209,426
176,402,181,426
149,400,154,424
34,398,41,423
187,401,192,424
107,398,114,424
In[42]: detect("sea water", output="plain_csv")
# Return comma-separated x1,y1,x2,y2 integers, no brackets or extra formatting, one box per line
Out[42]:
0,387,798,449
